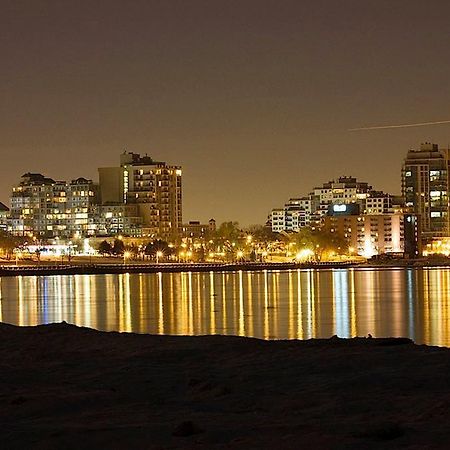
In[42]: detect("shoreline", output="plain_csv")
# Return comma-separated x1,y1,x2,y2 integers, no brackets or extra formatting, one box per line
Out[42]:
1,259,450,276
2,321,450,448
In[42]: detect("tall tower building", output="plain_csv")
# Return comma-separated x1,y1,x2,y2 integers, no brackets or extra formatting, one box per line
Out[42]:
402,142,450,240
98,152,182,240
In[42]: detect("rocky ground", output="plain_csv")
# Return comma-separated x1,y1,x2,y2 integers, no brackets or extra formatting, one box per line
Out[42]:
1,323,450,449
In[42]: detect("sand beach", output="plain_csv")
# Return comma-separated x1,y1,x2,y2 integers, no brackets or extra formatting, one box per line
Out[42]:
1,323,450,449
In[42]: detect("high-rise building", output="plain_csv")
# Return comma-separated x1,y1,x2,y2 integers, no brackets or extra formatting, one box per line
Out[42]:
402,142,450,241
99,152,182,240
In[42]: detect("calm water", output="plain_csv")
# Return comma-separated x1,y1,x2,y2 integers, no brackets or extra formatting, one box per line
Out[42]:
1,268,450,346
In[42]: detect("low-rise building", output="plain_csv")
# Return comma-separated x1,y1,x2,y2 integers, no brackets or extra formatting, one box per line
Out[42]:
322,212,421,258
269,176,399,233
181,219,216,238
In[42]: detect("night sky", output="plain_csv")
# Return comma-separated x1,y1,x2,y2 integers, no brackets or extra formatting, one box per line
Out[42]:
3,0,450,225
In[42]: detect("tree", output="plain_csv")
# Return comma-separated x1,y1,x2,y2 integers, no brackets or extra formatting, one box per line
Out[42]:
0,232,22,258
246,224,279,243
288,227,348,261
144,240,171,257
111,239,125,256
215,221,241,241
97,240,112,255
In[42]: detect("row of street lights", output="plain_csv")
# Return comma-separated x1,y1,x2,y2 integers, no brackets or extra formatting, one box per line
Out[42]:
123,250,164,264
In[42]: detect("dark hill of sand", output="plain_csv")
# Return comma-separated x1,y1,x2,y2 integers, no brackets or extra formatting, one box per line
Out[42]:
1,323,450,449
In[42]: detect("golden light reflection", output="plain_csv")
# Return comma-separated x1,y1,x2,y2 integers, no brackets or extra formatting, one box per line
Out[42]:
423,269,430,344
305,270,315,338
118,273,131,332
288,270,294,338
238,270,244,336
349,269,357,337
209,271,216,334
0,278,3,323
158,272,164,334
139,274,145,332
246,272,254,337
18,276,24,326
263,270,269,339
188,272,193,334
296,269,304,339
332,270,350,338
221,272,227,335
391,270,403,337
271,271,280,339
4,268,450,347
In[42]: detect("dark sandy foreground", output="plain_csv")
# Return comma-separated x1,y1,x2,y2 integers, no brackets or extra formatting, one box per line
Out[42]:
1,325,450,450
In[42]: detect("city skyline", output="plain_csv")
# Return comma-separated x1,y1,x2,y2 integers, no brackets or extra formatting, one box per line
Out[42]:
3,1,450,225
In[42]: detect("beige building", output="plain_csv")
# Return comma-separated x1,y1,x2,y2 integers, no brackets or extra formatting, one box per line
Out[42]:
323,212,420,258
99,152,182,240
181,219,216,238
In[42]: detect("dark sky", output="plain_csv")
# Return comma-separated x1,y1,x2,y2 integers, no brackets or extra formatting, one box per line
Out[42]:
3,0,450,225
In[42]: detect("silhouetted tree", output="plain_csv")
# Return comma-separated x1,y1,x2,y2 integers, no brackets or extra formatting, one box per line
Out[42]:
112,239,125,256
0,232,22,258
97,240,112,255
144,240,171,257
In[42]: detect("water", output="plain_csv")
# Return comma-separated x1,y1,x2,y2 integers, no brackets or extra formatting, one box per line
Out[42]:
1,267,450,346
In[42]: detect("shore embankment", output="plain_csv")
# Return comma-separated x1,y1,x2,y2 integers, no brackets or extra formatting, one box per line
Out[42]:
1,322,450,448
0,261,355,277
0,258,450,276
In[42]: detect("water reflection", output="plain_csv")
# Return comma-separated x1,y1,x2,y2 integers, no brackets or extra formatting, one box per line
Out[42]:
2,268,450,346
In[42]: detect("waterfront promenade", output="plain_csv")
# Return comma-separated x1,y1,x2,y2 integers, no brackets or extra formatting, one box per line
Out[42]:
0,260,357,276
1,257,449,276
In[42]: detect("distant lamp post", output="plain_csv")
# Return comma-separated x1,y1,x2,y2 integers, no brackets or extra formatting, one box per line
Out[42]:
123,251,131,265
156,250,163,264
237,250,244,261
15,250,21,267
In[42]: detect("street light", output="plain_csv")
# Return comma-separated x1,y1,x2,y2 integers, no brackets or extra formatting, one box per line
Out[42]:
123,251,131,265
156,250,163,264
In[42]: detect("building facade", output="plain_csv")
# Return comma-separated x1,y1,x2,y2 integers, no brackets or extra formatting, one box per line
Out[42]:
10,173,101,238
270,176,398,233
323,212,421,258
99,152,182,240
10,173,69,238
0,202,9,232
402,142,450,241
181,219,216,239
